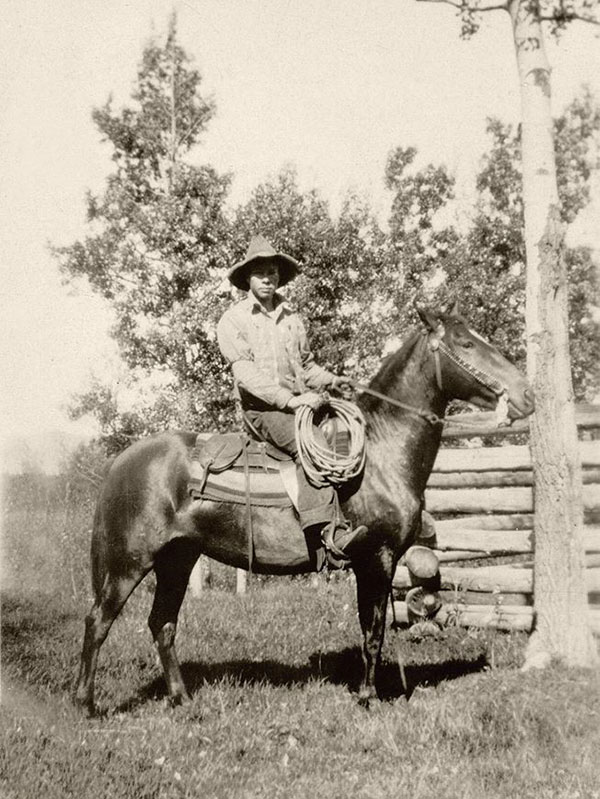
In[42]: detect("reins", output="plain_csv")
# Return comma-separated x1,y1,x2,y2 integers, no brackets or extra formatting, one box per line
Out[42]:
348,332,508,429
346,380,445,426
295,331,510,486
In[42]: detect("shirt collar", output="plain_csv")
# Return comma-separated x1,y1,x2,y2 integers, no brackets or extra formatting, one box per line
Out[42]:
245,292,294,318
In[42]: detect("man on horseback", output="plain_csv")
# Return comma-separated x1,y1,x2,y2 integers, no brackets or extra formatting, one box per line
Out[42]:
217,235,368,567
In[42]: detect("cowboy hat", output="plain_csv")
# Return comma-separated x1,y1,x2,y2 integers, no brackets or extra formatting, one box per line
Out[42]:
227,235,301,291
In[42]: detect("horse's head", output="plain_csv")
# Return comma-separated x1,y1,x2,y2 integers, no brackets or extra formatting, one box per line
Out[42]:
417,302,534,420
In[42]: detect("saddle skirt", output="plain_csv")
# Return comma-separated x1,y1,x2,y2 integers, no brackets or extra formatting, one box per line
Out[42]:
188,432,297,508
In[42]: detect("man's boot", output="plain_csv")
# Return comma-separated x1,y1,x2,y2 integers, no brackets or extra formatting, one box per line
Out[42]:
322,521,368,569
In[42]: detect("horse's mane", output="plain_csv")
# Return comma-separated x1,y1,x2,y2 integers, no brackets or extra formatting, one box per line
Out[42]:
359,329,424,413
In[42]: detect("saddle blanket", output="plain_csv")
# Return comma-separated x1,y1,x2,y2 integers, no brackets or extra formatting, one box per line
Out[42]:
189,460,296,508
188,432,297,508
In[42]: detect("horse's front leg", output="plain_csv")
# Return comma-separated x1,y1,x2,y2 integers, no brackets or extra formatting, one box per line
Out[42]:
353,545,397,708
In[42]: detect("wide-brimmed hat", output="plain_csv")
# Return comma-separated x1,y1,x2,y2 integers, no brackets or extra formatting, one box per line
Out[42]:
227,236,301,291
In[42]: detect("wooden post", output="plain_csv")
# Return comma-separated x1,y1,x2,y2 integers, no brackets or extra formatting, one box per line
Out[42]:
236,568,247,594
188,556,212,597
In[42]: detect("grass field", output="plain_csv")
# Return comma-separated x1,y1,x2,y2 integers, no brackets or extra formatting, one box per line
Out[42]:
2,474,600,798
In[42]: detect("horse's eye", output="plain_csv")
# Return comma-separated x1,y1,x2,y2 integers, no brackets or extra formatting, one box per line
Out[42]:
460,340,474,349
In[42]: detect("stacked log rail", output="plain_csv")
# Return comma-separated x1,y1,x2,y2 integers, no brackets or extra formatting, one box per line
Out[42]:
392,403,600,633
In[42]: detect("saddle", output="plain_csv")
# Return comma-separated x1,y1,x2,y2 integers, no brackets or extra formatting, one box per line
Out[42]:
188,432,297,508
187,418,351,509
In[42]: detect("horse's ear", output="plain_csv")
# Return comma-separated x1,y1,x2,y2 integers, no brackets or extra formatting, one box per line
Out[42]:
415,305,442,332
445,298,460,317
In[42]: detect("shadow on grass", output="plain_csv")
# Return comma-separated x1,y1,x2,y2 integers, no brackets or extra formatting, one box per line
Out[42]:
115,645,488,712
2,593,488,715
1,593,79,639
312,647,488,702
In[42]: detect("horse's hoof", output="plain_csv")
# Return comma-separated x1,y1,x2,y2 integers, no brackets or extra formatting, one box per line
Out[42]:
167,691,190,708
73,691,96,718
357,691,375,710
76,699,97,718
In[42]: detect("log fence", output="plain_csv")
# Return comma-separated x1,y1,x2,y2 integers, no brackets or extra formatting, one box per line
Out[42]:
392,403,600,633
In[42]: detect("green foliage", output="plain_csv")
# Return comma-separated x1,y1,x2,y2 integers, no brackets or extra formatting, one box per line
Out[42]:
566,246,600,397
54,21,234,447
56,24,600,449
384,145,461,319
554,87,600,223
427,94,600,398
234,169,396,379
56,26,467,449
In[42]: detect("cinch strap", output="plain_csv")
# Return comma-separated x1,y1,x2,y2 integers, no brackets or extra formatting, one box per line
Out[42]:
242,441,253,576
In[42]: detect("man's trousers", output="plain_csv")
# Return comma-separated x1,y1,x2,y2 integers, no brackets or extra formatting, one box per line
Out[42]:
244,408,335,530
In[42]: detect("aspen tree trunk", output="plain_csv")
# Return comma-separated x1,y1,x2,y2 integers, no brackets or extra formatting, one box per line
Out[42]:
508,0,597,667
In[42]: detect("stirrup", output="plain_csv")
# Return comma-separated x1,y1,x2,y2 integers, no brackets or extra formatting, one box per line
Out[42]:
322,522,368,560
322,523,348,560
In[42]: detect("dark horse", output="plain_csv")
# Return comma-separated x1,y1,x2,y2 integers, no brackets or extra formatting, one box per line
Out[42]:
75,305,534,715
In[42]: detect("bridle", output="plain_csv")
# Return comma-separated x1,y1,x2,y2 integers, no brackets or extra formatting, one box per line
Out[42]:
348,329,509,428
429,333,506,396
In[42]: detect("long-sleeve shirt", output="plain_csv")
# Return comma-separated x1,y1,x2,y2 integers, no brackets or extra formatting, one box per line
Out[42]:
217,293,336,410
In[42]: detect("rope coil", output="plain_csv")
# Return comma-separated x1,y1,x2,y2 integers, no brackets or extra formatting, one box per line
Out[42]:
295,398,367,488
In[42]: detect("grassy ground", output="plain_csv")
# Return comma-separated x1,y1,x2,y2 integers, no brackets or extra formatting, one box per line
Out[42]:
2,474,600,798
2,577,600,799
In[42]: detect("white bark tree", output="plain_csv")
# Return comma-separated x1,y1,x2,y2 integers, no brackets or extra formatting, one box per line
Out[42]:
416,0,599,667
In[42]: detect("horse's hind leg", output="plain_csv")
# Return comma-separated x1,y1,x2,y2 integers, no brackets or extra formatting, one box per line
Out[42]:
148,538,200,706
75,569,148,716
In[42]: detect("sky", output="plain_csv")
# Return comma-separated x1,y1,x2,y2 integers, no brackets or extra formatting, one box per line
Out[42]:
1,0,599,468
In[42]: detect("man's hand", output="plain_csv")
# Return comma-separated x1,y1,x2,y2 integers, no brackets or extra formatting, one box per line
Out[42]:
330,375,353,397
287,392,326,411
330,376,350,390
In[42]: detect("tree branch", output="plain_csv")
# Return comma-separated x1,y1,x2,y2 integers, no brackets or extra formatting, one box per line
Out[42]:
416,0,463,8
540,13,600,27
105,270,140,289
416,0,509,10
177,113,208,150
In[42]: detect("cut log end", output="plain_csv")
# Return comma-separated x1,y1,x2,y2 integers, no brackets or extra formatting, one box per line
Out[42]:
405,545,440,582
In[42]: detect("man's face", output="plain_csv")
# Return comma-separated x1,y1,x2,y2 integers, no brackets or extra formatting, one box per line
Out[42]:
248,260,280,301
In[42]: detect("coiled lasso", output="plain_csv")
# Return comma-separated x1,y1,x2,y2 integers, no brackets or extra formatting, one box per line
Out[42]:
295,397,367,488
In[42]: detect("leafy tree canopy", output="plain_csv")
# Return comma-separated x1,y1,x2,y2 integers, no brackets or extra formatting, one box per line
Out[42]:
431,90,600,398
57,23,600,452
55,19,235,437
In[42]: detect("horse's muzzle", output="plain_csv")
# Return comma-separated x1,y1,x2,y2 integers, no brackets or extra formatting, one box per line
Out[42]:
509,387,535,419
